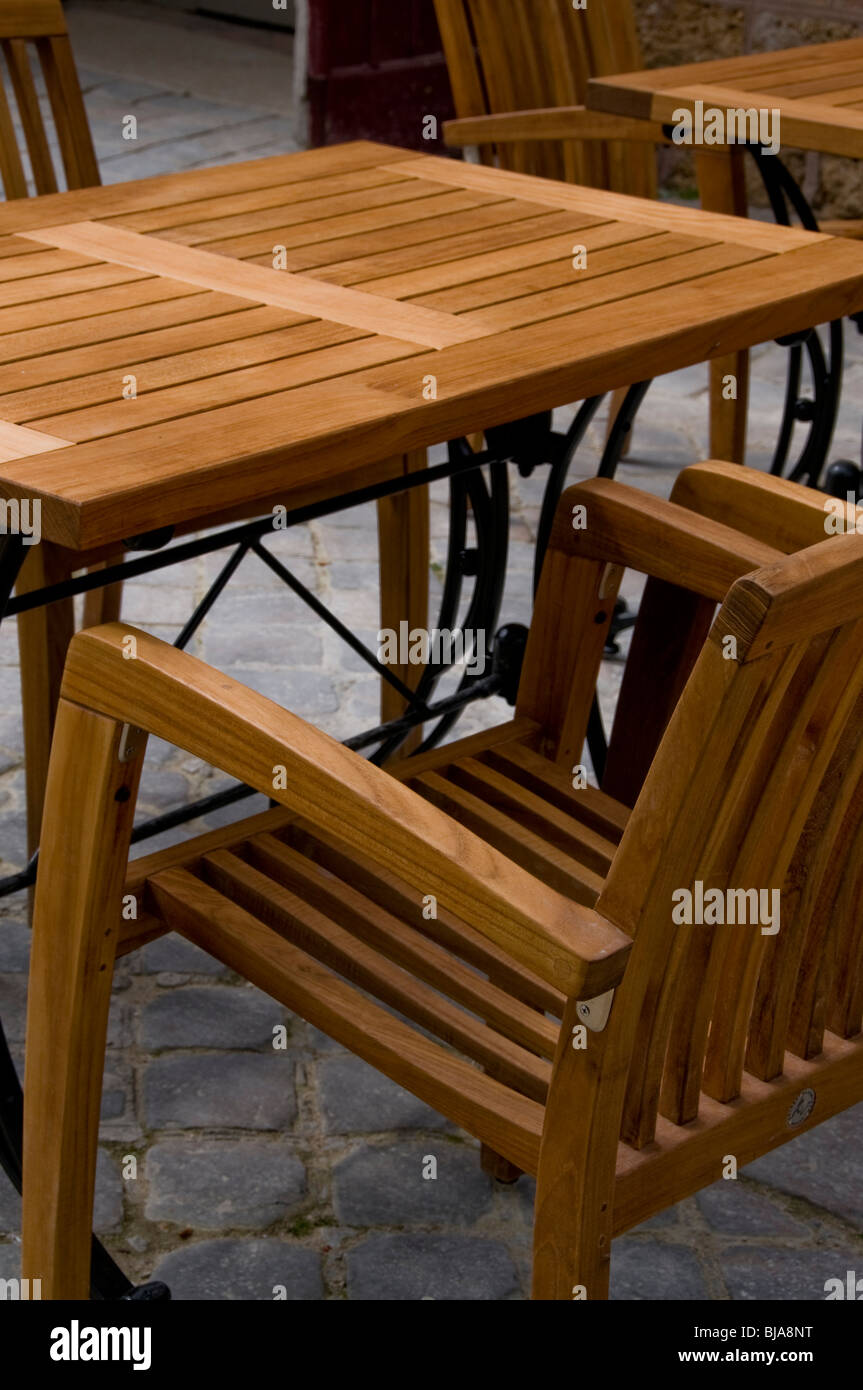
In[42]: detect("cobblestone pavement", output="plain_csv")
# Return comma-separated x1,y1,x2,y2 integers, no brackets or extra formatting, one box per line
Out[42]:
0,2,861,1300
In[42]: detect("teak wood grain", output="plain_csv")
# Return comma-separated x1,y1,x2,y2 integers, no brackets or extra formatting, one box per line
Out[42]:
0,143,860,551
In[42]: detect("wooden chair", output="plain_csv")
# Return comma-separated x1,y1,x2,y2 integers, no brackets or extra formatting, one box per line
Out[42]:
21,464,863,1299
433,0,662,194
0,0,99,200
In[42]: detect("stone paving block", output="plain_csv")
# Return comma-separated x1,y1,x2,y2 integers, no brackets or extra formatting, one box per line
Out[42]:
609,1240,709,1300
0,972,26,1043
319,1055,449,1135
143,1053,297,1131
145,1140,306,1230
0,921,29,972
696,1181,810,1237
334,1140,493,1227
203,619,323,672
226,667,338,717
130,935,231,977
140,985,286,1051
720,1245,863,1301
151,1238,322,1301
120,581,202,627
347,1233,521,1300
0,1148,122,1237
106,997,133,1049
742,1104,863,1227
101,1059,133,1124
135,770,192,816
328,562,381,592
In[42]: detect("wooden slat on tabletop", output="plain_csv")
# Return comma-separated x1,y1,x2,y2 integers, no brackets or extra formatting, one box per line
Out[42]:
364,220,656,302
0,418,68,462
454,241,767,332
0,247,100,280
409,229,709,313
145,178,481,248
0,320,369,421
383,155,824,251
0,290,268,364
269,208,585,280
0,275,201,337
186,189,511,260
0,260,147,306
28,333,424,442
19,222,490,347
0,304,302,392
0,141,413,237
312,214,604,290
111,165,415,234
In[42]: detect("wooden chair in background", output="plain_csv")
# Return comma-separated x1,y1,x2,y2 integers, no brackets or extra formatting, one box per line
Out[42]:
20,464,863,1299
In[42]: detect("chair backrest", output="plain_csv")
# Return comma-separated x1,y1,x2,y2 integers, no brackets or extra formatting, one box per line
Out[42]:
433,0,655,195
0,0,98,199
600,532,863,1149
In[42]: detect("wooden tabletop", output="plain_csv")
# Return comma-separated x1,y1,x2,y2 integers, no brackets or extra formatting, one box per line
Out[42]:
588,36,863,160
1,139,863,551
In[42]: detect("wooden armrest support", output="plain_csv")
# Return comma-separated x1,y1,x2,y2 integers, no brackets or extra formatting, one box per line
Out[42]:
552,478,782,600
443,106,672,148
671,460,858,553
59,624,631,997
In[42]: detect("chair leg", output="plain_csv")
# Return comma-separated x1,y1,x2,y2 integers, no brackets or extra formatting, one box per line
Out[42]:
22,700,146,1299
377,450,430,759
531,999,619,1300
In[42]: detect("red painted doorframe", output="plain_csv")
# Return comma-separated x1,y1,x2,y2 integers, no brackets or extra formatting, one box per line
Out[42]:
306,1,454,149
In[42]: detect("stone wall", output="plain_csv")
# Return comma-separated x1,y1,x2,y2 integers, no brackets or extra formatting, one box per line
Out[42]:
636,1,863,216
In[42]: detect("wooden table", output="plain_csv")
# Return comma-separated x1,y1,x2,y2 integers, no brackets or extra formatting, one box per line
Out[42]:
587,37,863,465
587,35,863,161
2,137,863,849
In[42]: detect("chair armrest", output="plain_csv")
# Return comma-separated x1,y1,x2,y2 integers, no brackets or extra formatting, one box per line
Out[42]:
443,106,672,148
59,623,631,998
553,476,782,599
670,459,858,553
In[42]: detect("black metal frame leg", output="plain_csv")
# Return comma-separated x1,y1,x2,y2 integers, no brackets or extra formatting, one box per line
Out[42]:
746,143,844,488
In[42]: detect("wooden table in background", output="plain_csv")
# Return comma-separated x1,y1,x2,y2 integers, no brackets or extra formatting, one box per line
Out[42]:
2,139,863,851
588,36,863,463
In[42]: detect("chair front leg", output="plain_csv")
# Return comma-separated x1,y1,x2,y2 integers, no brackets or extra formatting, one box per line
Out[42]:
22,699,146,1299
532,996,622,1300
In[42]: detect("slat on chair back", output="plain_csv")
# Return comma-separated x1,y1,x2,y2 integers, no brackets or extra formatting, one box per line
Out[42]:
599,533,863,1149
0,0,98,198
433,0,656,195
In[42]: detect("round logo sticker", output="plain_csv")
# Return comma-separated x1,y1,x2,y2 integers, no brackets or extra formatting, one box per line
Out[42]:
787,1088,816,1127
